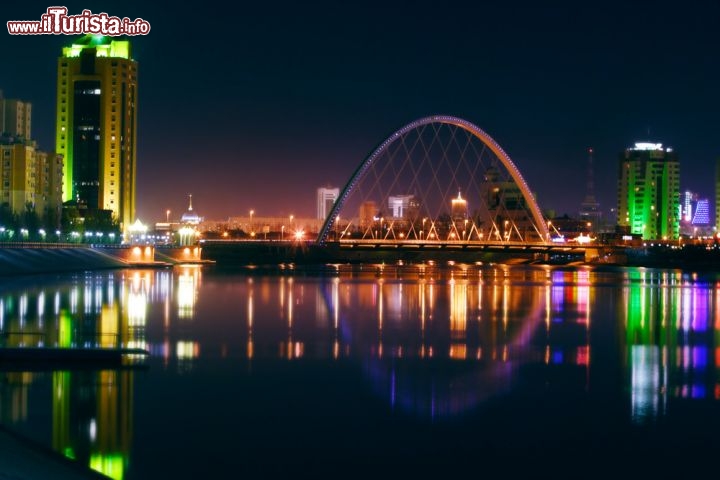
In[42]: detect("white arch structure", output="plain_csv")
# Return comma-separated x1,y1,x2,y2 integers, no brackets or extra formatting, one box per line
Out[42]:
317,115,549,244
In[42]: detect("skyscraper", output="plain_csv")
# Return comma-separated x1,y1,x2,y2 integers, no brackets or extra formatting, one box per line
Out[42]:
617,142,680,240
317,187,339,220
56,35,137,232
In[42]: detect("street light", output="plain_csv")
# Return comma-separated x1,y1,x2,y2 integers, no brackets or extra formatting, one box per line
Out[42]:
281,225,285,241
249,210,255,235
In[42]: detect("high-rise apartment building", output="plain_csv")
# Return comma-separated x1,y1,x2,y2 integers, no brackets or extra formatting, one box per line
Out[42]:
0,92,62,224
0,90,32,140
56,35,137,231
317,187,339,220
617,142,679,240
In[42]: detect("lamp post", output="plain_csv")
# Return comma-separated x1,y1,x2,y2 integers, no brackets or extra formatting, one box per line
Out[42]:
166,209,170,223
249,210,255,237
281,225,285,241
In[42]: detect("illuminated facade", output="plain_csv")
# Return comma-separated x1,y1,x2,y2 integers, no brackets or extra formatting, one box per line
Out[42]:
682,190,695,222
316,187,339,220
692,198,709,225
617,142,679,240
56,35,138,232
0,143,62,217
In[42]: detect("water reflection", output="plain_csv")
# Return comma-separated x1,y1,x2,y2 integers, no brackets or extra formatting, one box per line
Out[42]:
0,265,719,478
622,269,720,423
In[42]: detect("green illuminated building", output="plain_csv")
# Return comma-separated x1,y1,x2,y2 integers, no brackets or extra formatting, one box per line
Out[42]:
55,35,137,232
617,143,680,240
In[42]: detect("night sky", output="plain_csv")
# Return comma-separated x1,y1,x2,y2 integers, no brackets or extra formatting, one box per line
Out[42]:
2,1,719,223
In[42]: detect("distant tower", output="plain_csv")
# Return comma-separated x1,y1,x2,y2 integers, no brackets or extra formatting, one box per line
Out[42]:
579,148,601,229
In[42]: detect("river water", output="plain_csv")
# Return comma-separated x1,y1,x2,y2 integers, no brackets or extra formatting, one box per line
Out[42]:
1,263,719,478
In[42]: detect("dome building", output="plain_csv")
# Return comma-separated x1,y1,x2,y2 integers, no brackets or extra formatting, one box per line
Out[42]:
181,194,202,225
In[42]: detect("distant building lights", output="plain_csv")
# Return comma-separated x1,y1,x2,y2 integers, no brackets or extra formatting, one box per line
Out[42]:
633,142,664,151
575,234,594,244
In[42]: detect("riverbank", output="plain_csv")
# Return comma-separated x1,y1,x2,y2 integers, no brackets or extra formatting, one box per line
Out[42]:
200,240,720,272
2,242,719,276
0,245,129,276
0,426,109,479
0,244,214,276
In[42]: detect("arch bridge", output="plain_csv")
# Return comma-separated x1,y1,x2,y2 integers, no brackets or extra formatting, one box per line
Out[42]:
317,115,558,248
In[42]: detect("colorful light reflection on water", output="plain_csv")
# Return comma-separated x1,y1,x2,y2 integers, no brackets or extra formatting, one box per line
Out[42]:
0,264,719,478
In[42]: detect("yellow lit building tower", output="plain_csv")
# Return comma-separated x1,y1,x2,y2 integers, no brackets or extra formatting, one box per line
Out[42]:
56,35,137,232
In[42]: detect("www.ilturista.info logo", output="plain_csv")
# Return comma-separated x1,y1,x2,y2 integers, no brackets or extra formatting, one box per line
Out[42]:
7,7,151,35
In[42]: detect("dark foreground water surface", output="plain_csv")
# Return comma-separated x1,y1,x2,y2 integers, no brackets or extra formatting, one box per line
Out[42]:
1,263,720,478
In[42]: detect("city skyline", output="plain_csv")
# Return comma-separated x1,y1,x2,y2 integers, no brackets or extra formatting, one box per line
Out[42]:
2,1,719,223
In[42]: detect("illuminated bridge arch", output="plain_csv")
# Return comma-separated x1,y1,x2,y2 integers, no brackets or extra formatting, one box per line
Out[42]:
317,115,549,244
